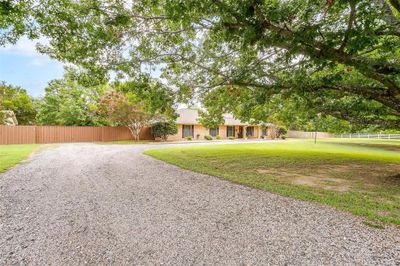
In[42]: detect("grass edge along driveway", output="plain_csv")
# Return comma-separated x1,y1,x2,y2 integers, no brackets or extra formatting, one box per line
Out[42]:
145,139,400,227
0,144,39,173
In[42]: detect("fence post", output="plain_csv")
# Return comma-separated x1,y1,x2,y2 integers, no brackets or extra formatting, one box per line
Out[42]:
34,126,38,144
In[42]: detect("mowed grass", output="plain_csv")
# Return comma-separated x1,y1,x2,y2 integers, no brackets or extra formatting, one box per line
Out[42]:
145,139,400,226
0,144,39,173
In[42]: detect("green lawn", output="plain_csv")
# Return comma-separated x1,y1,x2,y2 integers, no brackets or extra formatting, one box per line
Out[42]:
0,144,39,173
145,139,400,226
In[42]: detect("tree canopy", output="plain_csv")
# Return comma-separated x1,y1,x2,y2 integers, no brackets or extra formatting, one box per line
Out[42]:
98,91,152,140
36,72,109,126
1,0,399,130
35,70,177,128
116,77,177,120
0,82,36,125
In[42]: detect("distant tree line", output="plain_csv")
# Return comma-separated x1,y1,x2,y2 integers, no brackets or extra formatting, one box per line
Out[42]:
0,69,179,139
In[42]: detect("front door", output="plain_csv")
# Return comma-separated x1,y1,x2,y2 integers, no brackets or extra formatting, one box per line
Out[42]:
238,126,243,138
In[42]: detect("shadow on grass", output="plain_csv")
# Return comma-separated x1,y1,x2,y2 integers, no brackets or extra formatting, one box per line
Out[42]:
332,141,400,152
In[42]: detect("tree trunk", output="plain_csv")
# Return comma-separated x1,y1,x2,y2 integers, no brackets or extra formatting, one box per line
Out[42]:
127,127,137,141
135,128,141,141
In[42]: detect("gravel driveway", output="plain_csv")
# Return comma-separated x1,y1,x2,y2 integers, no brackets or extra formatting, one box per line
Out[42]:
0,143,399,265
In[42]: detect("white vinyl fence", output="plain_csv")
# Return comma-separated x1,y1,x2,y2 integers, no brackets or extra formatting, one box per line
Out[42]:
336,133,400,139
287,130,334,138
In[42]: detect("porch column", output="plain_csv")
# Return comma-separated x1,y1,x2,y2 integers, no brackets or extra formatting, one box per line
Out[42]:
244,126,247,139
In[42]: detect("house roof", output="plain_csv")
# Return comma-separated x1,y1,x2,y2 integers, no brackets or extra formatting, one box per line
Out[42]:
222,113,254,126
176,108,259,126
176,108,200,124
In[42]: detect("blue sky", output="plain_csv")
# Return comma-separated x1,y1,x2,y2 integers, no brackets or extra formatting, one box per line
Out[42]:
0,37,64,97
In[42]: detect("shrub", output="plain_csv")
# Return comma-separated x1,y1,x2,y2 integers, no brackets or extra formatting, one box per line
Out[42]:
276,126,288,139
216,135,221,140
196,134,200,140
204,135,212,140
228,137,235,140
281,135,286,140
151,121,178,141
186,136,192,141
0,112,5,125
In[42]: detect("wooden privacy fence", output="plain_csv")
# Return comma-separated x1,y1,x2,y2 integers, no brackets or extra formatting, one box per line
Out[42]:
0,125,154,145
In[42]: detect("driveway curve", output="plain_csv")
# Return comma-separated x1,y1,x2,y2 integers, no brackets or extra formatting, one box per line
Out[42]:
0,143,399,265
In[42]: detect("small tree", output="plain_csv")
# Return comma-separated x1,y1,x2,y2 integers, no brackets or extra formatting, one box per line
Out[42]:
99,91,152,140
276,126,288,139
151,121,178,141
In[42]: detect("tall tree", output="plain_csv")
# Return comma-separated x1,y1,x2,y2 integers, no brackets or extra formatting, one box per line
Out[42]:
36,72,108,126
1,0,399,128
0,82,36,124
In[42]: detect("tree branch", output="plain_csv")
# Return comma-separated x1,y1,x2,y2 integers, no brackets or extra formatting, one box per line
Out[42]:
339,2,356,53
389,0,400,12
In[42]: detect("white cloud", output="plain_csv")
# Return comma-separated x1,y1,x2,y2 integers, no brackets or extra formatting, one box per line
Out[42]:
0,36,55,67
29,57,52,66
0,36,47,56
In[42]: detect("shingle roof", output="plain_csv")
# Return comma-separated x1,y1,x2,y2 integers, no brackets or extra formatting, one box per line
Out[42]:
175,108,258,126
175,108,200,124
222,113,249,126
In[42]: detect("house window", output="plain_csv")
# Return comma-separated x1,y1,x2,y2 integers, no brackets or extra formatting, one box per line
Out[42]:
227,126,235,137
182,125,194,138
209,127,219,137
246,126,254,137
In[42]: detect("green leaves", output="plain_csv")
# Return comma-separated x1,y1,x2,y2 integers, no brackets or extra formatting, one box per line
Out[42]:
116,77,177,119
0,82,36,125
150,121,178,140
36,72,109,126
1,0,399,130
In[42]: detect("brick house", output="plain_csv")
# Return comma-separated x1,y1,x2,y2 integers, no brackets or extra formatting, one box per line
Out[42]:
168,108,275,141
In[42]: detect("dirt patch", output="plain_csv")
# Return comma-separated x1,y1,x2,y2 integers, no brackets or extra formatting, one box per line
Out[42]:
293,176,351,192
256,163,400,192
256,169,352,192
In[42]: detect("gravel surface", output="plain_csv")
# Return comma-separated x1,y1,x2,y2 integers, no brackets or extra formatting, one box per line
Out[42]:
0,143,399,265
